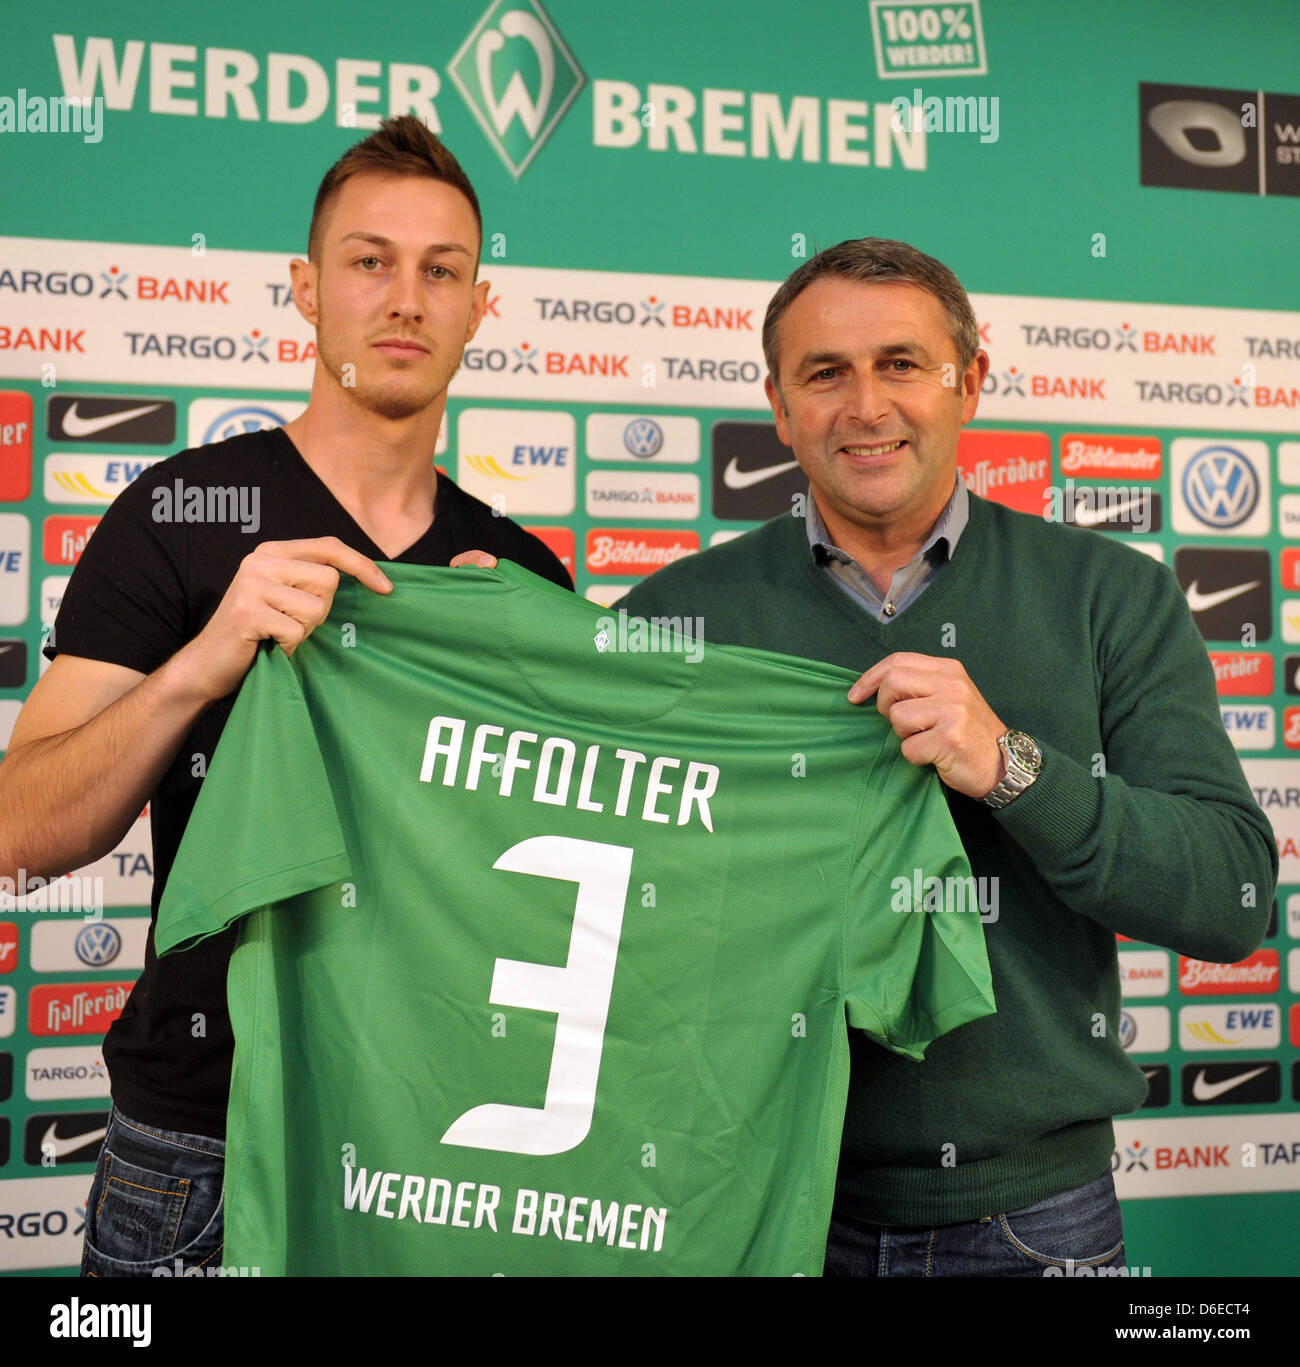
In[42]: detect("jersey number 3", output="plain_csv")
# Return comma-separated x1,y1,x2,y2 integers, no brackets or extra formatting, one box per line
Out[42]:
440,835,634,1157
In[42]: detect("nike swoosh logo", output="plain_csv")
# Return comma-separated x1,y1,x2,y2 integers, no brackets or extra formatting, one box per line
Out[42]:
1185,580,1260,613
1191,1066,1268,1101
40,1121,108,1158
1071,496,1145,527
722,457,801,490
0,644,13,655
1141,1067,1161,1079
60,402,162,438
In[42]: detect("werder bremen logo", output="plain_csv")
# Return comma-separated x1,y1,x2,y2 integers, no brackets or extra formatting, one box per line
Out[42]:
449,0,586,177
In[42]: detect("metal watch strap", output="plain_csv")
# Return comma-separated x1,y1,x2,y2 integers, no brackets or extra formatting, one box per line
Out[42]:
982,731,1041,810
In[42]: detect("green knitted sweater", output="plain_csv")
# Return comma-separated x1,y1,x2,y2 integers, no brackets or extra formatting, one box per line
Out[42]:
618,490,1276,1225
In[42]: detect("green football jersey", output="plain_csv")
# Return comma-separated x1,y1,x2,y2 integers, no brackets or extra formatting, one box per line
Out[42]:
156,560,995,1277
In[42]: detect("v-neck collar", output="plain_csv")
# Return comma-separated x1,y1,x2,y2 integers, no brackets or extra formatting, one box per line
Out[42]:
269,425,441,563
794,488,988,637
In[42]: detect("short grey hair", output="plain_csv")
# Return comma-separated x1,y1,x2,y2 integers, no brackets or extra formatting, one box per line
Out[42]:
763,238,980,385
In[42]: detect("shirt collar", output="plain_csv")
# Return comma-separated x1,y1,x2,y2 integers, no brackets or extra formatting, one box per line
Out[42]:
805,477,969,567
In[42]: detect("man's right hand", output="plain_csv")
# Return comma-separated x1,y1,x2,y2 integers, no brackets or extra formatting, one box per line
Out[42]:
0,537,389,880
177,536,393,704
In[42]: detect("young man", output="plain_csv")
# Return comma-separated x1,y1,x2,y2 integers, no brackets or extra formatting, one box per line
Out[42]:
0,116,570,1276
616,238,1277,1276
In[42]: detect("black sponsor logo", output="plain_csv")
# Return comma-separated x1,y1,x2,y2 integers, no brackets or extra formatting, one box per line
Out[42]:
0,1051,11,1102
23,1109,109,1166
1173,547,1272,643
0,638,25,688
1062,487,1163,533
1293,1060,1300,1103
46,395,176,445
1267,898,1278,940
1182,1060,1280,1106
1139,1064,1170,1109
1264,93,1300,196
1284,657,1300,696
0,1117,8,1166
1141,82,1300,197
711,421,806,521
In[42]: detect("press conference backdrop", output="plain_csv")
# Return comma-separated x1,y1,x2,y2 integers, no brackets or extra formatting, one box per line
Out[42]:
0,0,1297,1276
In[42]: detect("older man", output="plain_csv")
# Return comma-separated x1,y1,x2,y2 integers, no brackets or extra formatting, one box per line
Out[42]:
617,238,1276,1276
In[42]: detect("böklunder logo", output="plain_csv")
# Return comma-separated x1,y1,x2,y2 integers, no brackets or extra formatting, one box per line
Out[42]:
585,530,698,576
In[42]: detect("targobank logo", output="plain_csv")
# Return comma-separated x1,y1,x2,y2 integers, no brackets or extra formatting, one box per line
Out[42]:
449,0,585,178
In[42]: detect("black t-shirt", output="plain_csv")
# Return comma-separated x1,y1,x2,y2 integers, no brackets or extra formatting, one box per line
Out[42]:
43,425,572,1137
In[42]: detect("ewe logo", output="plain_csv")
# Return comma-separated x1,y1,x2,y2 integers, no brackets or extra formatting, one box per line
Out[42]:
449,0,586,178
456,408,575,515
44,455,161,506
1180,1004,1279,1050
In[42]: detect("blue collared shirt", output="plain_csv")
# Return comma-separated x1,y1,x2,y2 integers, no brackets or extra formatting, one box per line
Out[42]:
804,478,969,621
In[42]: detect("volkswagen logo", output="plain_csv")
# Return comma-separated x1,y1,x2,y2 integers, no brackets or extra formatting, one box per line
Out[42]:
1182,445,1260,528
75,923,121,967
623,418,664,458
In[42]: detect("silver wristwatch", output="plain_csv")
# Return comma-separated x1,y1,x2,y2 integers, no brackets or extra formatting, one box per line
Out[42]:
981,731,1043,809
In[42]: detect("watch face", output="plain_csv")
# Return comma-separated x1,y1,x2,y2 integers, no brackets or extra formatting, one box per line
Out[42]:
1008,732,1042,772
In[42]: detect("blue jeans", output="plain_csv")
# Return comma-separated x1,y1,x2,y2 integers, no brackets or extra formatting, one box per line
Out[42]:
81,1103,226,1278
824,1170,1125,1277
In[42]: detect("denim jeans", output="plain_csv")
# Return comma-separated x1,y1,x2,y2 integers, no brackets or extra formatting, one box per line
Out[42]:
81,1103,226,1278
824,1169,1125,1277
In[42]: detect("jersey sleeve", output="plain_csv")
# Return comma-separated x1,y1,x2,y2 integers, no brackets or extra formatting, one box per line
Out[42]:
842,736,996,1060
155,640,351,955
